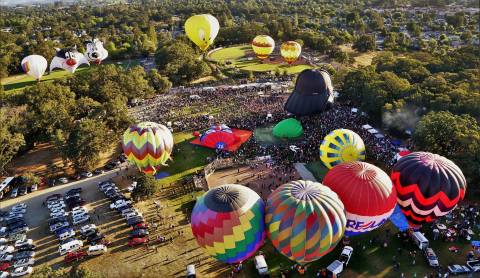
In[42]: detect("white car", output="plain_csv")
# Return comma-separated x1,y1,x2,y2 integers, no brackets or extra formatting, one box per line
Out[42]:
127,182,137,192
0,271,8,278
81,172,93,178
0,245,14,255
73,215,90,225
10,208,26,214
87,244,107,256
51,211,68,218
0,238,7,245
121,208,139,216
11,266,33,277
80,224,97,235
13,257,35,268
339,246,353,266
0,254,13,262
11,203,27,210
424,248,439,267
10,188,18,198
467,260,480,272
30,184,37,192
72,206,88,213
58,177,69,184
110,200,132,210
72,210,88,218
15,239,33,248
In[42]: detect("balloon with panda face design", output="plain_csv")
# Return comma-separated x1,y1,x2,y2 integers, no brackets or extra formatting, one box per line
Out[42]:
84,39,108,64
185,14,219,51
49,46,89,73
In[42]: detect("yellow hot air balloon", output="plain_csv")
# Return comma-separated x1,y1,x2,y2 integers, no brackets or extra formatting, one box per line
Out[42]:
185,14,220,51
319,129,366,169
251,35,275,60
280,41,302,64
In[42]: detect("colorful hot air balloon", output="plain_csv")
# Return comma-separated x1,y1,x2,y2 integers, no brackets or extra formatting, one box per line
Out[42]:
323,161,397,236
251,35,275,60
280,41,301,64
320,129,366,169
122,122,174,175
391,152,467,227
199,124,238,150
266,180,346,264
185,14,219,51
84,39,109,64
21,55,48,80
191,184,265,264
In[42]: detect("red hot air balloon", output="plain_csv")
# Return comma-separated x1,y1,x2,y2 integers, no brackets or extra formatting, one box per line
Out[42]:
323,161,397,236
200,124,239,150
391,152,467,227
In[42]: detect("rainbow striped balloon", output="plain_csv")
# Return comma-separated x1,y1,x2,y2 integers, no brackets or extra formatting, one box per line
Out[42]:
320,129,366,169
122,122,173,175
266,180,346,264
191,184,265,264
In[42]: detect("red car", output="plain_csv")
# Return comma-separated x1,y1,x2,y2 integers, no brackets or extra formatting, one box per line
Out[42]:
128,237,148,247
0,262,10,271
64,251,87,263
132,223,149,230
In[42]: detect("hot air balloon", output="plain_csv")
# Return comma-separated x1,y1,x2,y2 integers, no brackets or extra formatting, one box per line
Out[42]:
251,35,275,60
320,129,365,169
21,55,48,80
280,41,301,64
191,184,265,264
391,152,466,227
185,14,219,51
200,124,238,150
323,161,397,236
266,180,346,264
50,46,89,73
122,122,174,175
272,118,303,138
84,39,108,64
284,69,334,116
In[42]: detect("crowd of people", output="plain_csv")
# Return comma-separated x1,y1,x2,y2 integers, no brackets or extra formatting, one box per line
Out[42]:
131,81,400,171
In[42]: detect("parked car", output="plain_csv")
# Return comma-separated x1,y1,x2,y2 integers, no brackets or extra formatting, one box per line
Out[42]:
58,240,83,256
0,246,14,255
448,265,471,275
133,223,149,230
0,239,6,245
10,266,33,277
58,177,69,184
18,187,27,196
30,184,38,192
0,271,8,278
72,215,90,225
127,217,144,227
86,233,105,244
14,239,33,248
87,244,107,256
50,222,70,233
93,169,104,175
127,182,137,192
0,254,13,262
129,229,149,239
10,188,18,198
56,228,75,241
12,251,35,261
424,248,439,267
16,244,35,252
80,224,97,235
80,172,93,178
11,204,26,210
110,200,132,210
13,258,34,268
0,262,10,271
467,260,480,272
8,234,26,243
64,251,87,263
128,237,148,247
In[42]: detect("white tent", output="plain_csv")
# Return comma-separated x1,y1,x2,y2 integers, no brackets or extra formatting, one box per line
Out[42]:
362,124,373,130
374,133,385,139
368,128,378,134
351,108,358,113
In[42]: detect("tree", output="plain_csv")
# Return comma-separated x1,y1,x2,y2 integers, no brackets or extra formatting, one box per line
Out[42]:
353,35,376,52
460,30,473,44
22,172,41,187
32,265,104,278
132,173,158,200
413,111,480,186
56,119,110,171
147,69,172,94
0,109,25,174
407,21,421,37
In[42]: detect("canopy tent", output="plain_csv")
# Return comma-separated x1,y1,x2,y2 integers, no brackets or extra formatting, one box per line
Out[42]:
351,108,358,113
389,205,409,232
374,133,385,139
362,124,373,130
272,118,304,138
368,128,378,134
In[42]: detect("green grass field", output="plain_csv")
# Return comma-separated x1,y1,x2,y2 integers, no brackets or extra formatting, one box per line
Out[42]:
209,44,313,74
1,58,141,94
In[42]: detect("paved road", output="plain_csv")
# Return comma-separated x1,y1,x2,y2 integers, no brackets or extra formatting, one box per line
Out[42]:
0,168,125,228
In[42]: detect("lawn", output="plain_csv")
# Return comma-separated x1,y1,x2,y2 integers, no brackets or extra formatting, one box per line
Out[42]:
1,58,142,94
155,131,214,185
209,44,313,74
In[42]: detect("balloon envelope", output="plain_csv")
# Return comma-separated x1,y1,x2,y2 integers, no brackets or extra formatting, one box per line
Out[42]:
389,205,410,232
280,41,301,64
21,55,48,80
391,152,466,227
122,122,174,175
272,118,303,138
191,184,265,264
50,47,89,73
251,35,275,59
320,129,366,169
200,124,238,150
284,69,334,116
323,161,397,236
266,180,346,264
84,39,108,64
185,14,219,51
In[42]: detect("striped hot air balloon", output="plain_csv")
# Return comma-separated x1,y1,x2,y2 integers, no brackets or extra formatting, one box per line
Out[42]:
122,122,173,175
251,35,275,60
191,184,265,264
265,180,346,264
323,161,397,236
391,152,466,228
280,41,301,64
319,129,366,169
